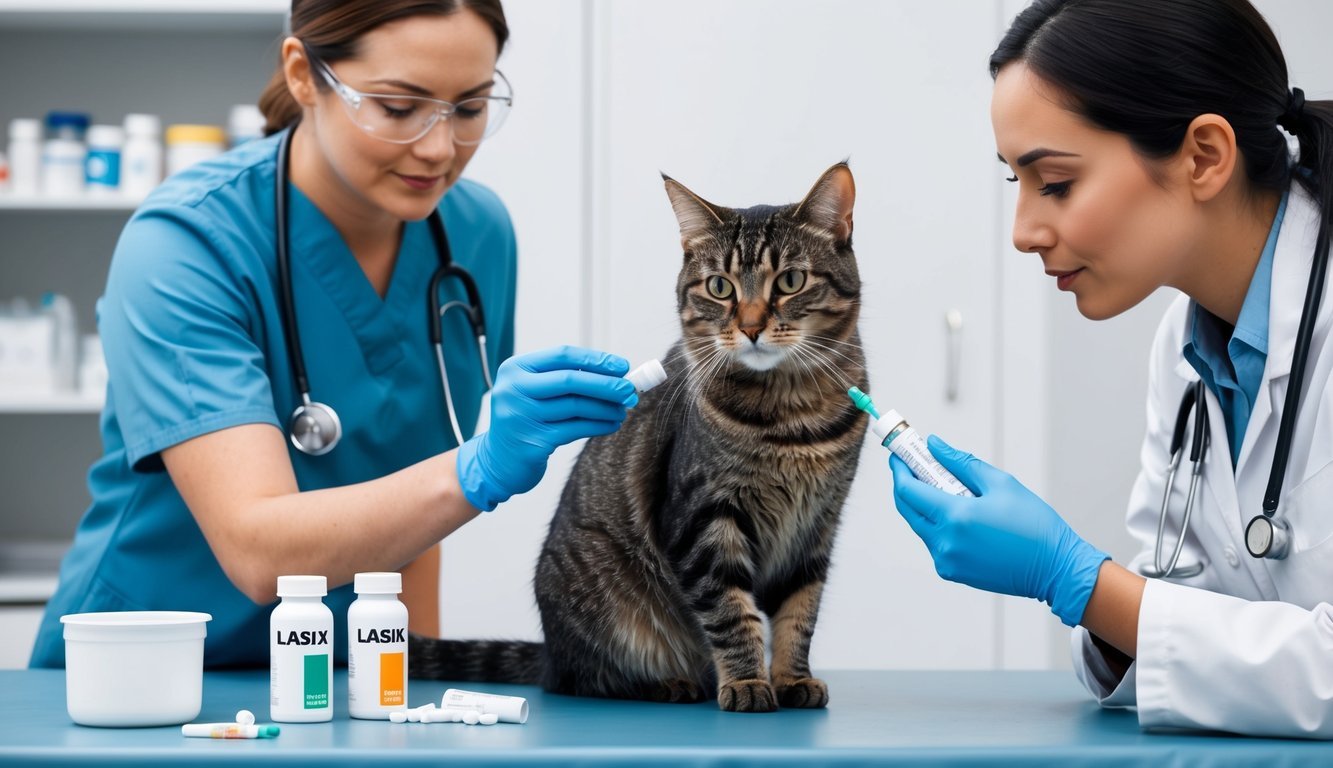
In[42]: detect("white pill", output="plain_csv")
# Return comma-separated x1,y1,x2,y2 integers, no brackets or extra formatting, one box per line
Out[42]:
389,711,408,723
450,710,465,723
407,710,421,722
462,710,481,725
234,709,255,726
626,359,668,393
478,713,499,726
419,710,439,723
416,703,436,713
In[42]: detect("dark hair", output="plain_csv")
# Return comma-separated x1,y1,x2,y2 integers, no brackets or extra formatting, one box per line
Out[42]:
990,0,1332,269
259,0,509,135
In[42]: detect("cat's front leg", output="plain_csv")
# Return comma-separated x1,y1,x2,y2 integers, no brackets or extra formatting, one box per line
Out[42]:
768,579,830,709
675,509,776,713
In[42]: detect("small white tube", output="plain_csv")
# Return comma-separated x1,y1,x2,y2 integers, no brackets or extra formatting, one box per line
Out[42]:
442,688,529,724
870,410,973,497
625,359,668,393
181,723,278,739
234,709,255,726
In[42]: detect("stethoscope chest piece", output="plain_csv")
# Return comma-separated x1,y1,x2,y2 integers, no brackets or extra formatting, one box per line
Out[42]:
289,399,342,456
1245,514,1292,559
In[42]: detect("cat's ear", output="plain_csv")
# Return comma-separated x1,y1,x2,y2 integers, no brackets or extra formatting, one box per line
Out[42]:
663,173,725,250
793,162,855,245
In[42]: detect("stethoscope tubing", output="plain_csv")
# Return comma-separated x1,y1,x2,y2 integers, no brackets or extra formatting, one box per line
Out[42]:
274,126,491,455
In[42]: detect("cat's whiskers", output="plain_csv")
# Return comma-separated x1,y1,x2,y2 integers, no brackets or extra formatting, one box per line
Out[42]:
798,337,866,373
654,344,729,439
788,344,851,394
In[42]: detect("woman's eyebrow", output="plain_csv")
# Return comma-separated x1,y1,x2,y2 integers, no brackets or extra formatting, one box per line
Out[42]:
997,148,1080,167
367,77,496,99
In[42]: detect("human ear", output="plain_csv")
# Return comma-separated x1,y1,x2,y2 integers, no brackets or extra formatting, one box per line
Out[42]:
281,37,319,109
1179,114,1238,203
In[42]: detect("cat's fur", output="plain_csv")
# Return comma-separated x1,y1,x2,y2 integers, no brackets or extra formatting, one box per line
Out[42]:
410,163,867,713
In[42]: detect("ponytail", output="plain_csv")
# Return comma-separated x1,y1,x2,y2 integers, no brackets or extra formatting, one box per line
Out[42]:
1286,94,1333,272
258,0,509,136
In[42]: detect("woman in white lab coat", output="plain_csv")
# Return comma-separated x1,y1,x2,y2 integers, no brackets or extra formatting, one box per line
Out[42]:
889,0,1333,738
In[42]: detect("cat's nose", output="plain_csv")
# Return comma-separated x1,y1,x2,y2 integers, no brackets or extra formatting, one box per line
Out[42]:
739,327,762,344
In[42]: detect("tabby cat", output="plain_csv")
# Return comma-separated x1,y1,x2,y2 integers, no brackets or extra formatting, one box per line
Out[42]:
410,162,868,713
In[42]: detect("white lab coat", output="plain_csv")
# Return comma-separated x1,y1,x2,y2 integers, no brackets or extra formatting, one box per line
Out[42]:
1070,183,1333,738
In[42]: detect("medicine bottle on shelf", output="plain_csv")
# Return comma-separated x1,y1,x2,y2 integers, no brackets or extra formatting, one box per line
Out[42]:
270,575,333,723
8,118,43,196
41,111,90,197
121,114,163,199
85,125,124,196
347,572,409,720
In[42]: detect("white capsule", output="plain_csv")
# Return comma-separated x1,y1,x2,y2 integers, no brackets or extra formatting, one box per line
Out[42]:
416,703,436,713
626,359,668,393
478,713,499,726
234,709,255,726
407,710,421,722
462,710,481,725
389,711,408,723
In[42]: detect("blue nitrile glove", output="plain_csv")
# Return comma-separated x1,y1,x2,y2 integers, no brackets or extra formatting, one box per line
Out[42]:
457,345,637,511
889,435,1110,627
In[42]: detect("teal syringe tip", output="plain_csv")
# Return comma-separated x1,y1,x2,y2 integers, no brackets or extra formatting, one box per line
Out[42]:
847,387,880,420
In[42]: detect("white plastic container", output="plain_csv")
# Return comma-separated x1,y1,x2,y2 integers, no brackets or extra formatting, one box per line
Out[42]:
41,292,77,391
347,572,408,719
7,118,42,196
228,104,267,147
41,112,89,197
121,114,163,199
85,124,125,195
165,124,226,177
60,611,212,727
270,575,333,723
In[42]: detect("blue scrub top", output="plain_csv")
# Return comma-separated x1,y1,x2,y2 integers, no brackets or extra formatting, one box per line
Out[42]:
30,132,516,669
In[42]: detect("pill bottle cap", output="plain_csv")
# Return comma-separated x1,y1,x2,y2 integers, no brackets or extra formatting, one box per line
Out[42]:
45,111,90,134
8,118,41,141
276,575,327,597
353,572,402,595
87,125,125,148
869,409,907,443
228,104,266,141
166,124,226,146
123,114,161,138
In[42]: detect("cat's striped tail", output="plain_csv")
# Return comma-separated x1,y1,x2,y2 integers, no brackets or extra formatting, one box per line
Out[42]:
407,634,544,685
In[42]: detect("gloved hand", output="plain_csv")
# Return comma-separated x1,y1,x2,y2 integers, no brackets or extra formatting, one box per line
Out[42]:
457,345,637,512
889,435,1109,627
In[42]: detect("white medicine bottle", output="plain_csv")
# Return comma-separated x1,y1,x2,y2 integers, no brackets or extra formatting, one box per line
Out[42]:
270,575,333,723
120,114,163,200
347,572,408,720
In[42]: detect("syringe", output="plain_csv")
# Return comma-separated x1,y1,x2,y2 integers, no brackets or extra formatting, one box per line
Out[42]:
849,387,974,497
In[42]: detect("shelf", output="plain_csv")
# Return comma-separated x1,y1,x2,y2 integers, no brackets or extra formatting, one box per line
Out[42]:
0,391,103,414
0,0,286,31
0,195,140,212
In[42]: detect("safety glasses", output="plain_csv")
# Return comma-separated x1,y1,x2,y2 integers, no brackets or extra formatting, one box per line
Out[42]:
312,55,512,146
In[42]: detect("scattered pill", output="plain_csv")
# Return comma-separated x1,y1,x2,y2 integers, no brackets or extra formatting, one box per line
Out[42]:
478,713,499,725
234,709,255,726
462,710,480,725
389,711,408,723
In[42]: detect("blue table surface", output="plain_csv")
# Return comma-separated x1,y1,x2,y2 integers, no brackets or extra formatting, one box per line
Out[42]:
2,669,1329,766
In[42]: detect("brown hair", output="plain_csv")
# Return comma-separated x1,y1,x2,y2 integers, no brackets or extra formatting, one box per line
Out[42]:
258,0,509,135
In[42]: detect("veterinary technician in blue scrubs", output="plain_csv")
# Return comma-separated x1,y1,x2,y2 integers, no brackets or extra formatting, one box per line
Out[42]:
31,0,637,668
890,0,1333,738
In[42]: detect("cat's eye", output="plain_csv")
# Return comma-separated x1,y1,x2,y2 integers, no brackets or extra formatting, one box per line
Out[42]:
775,270,806,295
706,276,735,300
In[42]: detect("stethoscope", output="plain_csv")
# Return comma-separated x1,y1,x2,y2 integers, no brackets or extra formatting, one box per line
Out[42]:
274,127,493,456
1144,204,1329,576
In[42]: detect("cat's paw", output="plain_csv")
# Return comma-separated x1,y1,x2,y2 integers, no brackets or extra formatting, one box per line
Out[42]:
717,679,778,713
775,677,829,709
643,678,707,703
